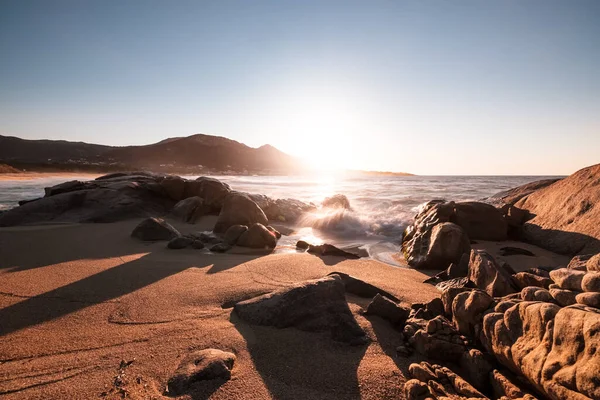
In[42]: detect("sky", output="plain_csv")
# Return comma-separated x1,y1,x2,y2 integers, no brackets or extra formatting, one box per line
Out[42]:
0,0,599,175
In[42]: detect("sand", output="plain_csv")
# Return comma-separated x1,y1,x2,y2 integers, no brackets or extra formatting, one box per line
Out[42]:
0,172,101,181
0,216,441,399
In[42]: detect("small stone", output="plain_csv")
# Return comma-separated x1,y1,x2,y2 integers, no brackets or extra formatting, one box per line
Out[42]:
210,243,231,253
191,240,205,249
167,236,193,249
167,349,235,396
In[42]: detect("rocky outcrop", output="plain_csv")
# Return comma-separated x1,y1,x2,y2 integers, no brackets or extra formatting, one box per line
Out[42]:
167,349,235,396
404,362,487,399
171,196,205,223
236,223,277,249
213,192,268,234
401,200,510,269
233,275,367,345
249,194,315,223
515,163,600,255
365,294,410,327
131,217,180,241
468,250,518,297
328,271,399,301
489,178,561,206
222,224,248,245
183,177,231,212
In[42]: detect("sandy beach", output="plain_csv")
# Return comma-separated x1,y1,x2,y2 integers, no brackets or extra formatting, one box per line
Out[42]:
0,216,443,399
0,172,101,182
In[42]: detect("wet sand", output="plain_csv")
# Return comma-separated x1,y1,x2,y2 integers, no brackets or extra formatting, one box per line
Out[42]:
0,216,440,399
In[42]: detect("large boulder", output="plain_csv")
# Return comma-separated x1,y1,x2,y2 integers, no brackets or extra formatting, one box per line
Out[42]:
0,174,177,226
131,217,180,241
222,224,248,245
515,163,600,255
171,196,205,223
160,175,186,201
489,178,561,206
236,223,277,249
183,177,231,212
404,221,471,270
468,250,518,297
234,275,367,344
451,289,493,336
452,201,508,241
365,294,410,327
482,302,600,400
213,192,268,234
249,194,315,223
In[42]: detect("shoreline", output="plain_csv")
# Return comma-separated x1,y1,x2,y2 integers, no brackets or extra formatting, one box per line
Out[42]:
0,172,101,181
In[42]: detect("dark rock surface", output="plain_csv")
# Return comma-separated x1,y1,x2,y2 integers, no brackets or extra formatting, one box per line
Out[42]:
131,217,180,241
236,223,277,249
365,294,410,327
213,192,268,234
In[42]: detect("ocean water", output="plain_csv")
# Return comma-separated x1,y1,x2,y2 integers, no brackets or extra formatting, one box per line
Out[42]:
0,174,559,263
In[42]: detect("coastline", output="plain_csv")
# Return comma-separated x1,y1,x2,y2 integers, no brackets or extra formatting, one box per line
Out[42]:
0,172,101,181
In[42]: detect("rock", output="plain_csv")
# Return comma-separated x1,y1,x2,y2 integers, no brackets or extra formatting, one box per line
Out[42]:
131,217,180,241
0,175,177,226
515,163,600,255
513,271,552,289
521,286,553,302
167,349,235,396
576,292,600,308
167,236,193,249
266,225,281,239
236,223,277,249
549,288,579,307
588,254,600,271
441,287,471,317
171,196,205,223
452,201,508,241
489,178,561,206
447,252,470,278
459,349,494,393
183,177,231,212
234,275,368,345
365,294,410,327
296,240,310,250
452,289,493,336
490,369,537,400
213,192,268,234
581,272,600,292
322,194,351,210
482,301,600,400
249,194,316,223
468,250,518,297
527,267,551,278
499,246,535,256
435,277,476,292
328,271,400,302
44,180,85,197
549,268,586,291
210,243,231,253
406,221,471,270
223,224,248,245
406,362,487,399
160,175,186,201
192,232,221,245
191,240,205,249
307,243,360,259
411,329,467,362
568,253,595,271
499,204,530,239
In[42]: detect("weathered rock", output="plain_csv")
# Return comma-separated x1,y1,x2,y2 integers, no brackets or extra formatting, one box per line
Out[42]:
521,286,553,302
322,194,351,210
223,224,248,245
236,223,277,249
250,195,315,223
405,221,471,270
468,250,518,297
266,225,281,239
513,271,553,289
527,267,551,278
490,369,537,400
576,292,600,308
499,204,531,239
234,275,368,345
167,236,193,249
406,362,487,399
213,192,268,234
452,289,493,336
549,268,586,291
447,252,470,278
588,254,600,272
328,271,399,302
183,177,231,212
44,180,85,197
568,253,595,271
581,272,600,292
365,294,410,327
489,178,561,206
192,231,221,245
459,348,494,393
296,240,310,250
171,196,205,223
482,301,600,400
209,243,231,253
167,349,235,396
160,175,186,201
307,243,360,259
453,201,508,241
441,287,471,317
131,217,180,241
549,288,579,307
516,163,600,255
435,277,476,292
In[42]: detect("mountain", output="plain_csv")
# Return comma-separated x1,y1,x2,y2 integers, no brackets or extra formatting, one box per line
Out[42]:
0,134,301,174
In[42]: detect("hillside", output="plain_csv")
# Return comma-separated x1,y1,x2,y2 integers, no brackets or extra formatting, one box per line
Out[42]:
0,134,300,174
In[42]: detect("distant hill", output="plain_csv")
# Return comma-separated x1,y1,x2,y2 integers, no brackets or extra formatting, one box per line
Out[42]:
0,134,301,174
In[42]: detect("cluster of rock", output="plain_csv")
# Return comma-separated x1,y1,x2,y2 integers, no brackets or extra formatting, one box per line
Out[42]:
393,249,600,399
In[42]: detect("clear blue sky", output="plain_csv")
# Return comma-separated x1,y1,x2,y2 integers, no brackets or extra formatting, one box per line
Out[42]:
1,0,598,174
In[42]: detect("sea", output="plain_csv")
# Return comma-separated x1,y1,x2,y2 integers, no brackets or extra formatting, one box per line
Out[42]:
0,174,561,264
